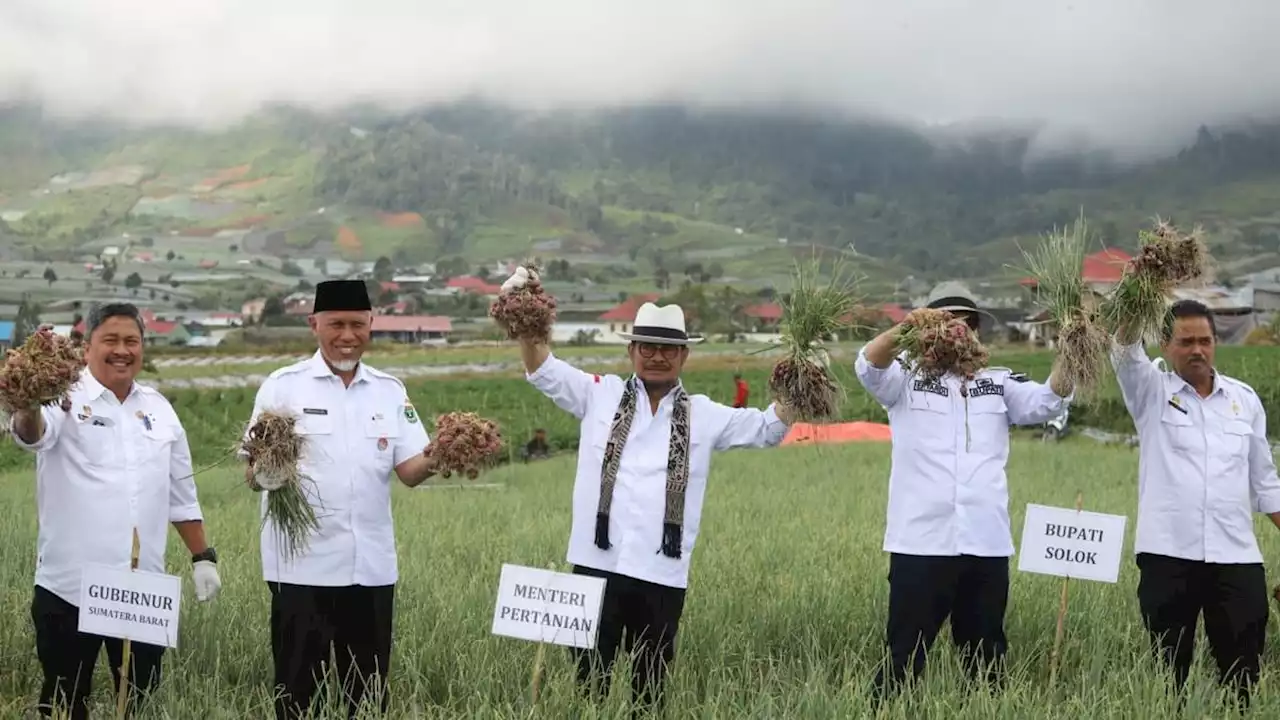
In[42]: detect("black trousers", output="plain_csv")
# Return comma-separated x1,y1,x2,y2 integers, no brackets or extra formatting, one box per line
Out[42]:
30,584,166,719
872,554,1009,698
569,565,687,711
1135,553,1268,705
268,582,395,720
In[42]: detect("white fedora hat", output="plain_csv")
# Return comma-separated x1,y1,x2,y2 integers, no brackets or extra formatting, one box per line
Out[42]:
616,303,703,345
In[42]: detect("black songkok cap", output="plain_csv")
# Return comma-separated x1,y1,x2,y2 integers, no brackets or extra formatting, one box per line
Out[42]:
313,280,372,313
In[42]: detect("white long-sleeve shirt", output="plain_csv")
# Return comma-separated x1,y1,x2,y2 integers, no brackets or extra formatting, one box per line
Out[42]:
9,368,204,606
1112,342,1280,564
855,348,1071,557
528,353,789,589
244,352,430,586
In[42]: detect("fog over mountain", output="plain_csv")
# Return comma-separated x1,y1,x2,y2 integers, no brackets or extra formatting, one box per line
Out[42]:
1,1,1278,160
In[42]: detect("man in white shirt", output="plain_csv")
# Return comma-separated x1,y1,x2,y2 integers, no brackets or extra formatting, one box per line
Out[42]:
242,280,441,720
855,292,1073,702
9,303,221,720
1112,299,1280,707
502,267,795,713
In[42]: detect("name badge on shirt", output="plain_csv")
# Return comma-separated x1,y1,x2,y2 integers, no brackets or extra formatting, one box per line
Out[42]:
968,378,1004,398
303,408,328,416
912,379,949,397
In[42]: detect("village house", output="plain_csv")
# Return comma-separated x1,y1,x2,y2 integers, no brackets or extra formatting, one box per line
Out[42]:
282,292,314,316
72,309,191,347
445,275,503,297
598,293,662,337
0,320,13,351
241,298,267,323
370,315,453,345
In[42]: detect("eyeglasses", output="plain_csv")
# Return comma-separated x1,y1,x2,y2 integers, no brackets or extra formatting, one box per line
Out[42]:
634,343,682,359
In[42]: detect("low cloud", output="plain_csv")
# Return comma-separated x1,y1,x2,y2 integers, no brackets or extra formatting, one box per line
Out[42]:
1,0,1277,158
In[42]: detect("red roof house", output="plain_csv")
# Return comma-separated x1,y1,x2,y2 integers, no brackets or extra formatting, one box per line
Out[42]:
1020,248,1131,288
599,293,662,331
370,314,452,343
446,276,502,296
743,303,783,323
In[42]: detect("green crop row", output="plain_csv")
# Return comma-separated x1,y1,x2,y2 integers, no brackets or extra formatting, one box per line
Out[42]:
3,345,1280,474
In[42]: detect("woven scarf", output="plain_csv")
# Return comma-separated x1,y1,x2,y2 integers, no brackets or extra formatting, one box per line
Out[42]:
595,377,692,559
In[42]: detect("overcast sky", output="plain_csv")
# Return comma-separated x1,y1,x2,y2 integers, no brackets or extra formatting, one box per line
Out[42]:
1,1,1277,160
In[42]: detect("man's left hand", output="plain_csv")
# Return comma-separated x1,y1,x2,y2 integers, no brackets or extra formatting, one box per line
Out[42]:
193,561,221,602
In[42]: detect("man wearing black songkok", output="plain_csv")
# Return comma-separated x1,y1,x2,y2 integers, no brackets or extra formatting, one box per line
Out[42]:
240,279,442,719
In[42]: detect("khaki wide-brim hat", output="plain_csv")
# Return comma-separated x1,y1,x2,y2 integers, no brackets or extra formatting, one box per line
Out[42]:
926,295,996,319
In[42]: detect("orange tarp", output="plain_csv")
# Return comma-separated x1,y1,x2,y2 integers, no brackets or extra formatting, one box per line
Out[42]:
782,421,892,446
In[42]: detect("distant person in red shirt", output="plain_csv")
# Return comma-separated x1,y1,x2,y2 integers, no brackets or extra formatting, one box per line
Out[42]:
733,374,749,408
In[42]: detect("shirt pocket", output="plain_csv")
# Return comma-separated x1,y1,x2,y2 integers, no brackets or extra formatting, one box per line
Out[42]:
294,410,335,464
906,391,951,450
1217,418,1253,466
1160,403,1198,453
965,395,1009,448
139,422,176,468
70,419,121,471
364,414,402,464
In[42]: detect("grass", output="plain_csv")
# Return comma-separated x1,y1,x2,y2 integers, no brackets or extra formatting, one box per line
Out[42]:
2,440,1280,717
136,343,761,380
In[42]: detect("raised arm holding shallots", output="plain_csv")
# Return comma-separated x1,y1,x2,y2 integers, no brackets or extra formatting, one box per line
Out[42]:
0,327,84,420
1100,219,1211,345
1018,214,1110,398
768,258,859,422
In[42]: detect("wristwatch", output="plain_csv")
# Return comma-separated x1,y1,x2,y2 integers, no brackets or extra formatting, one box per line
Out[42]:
192,547,218,564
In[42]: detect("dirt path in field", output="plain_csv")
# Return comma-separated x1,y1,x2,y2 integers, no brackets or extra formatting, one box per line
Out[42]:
142,348,800,390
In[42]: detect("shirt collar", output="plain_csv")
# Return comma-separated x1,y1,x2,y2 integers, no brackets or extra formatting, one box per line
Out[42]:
77,366,138,404
307,349,372,385
630,374,684,402
1165,367,1225,399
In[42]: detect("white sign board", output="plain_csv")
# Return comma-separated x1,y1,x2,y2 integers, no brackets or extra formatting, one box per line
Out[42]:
78,564,183,648
491,564,606,649
1017,503,1128,584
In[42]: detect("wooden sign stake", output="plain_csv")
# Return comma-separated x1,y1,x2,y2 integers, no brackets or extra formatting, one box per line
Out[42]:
529,562,557,706
1048,491,1083,687
116,528,140,719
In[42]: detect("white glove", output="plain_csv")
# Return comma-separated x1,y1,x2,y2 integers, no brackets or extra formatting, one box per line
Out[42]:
500,266,538,293
192,561,221,602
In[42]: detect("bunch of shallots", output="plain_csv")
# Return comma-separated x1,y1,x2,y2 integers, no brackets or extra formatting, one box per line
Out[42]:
1099,219,1213,343
769,355,839,422
767,256,858,421
0,327,85,415
426,412,504,479
1128,219,1208,286
489,264,558,343
240,410,319,560
896,308,989,381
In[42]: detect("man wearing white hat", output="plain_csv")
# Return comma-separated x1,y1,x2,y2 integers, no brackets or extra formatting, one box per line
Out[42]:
856,287,1075,703
500,266,795,713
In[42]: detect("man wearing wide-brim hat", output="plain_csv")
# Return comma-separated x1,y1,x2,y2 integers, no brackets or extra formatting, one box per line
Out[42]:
855,284,1075,703
500,267,796,714
924,285,995,333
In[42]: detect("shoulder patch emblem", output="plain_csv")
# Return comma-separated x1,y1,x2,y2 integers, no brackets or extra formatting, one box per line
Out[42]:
593,374,600,383
404,402,419,424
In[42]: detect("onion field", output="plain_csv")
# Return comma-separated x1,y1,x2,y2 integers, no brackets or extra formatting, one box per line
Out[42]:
1,345,1280,717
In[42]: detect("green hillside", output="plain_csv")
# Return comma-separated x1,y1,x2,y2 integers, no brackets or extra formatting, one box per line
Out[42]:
2,104,1280,300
